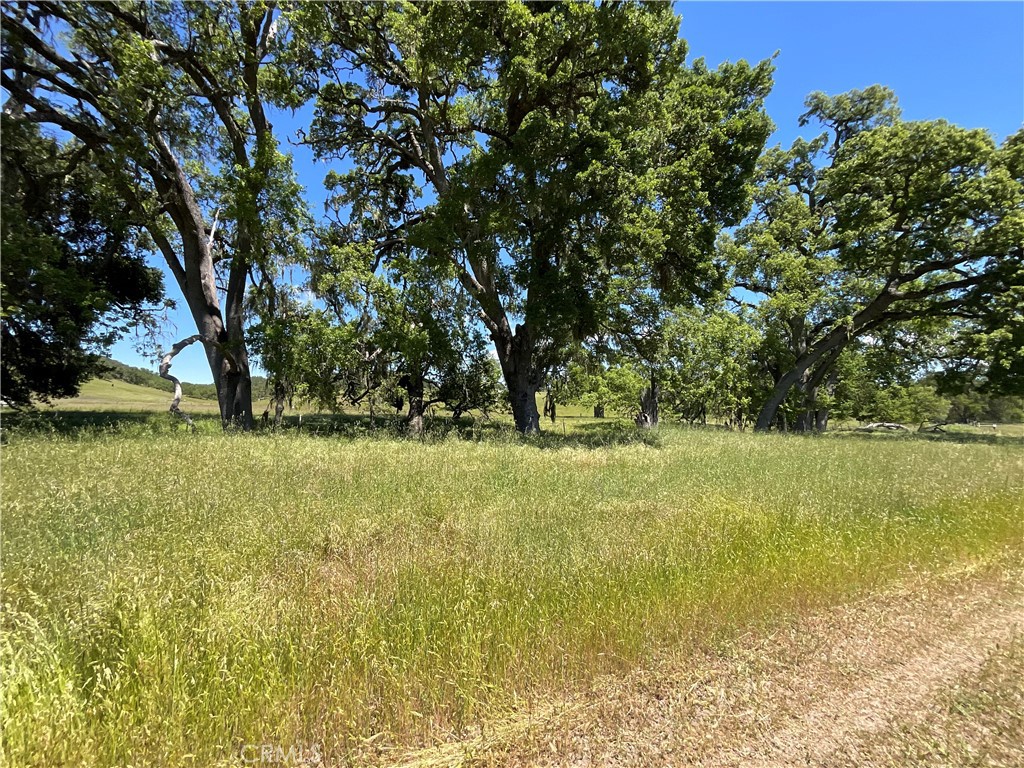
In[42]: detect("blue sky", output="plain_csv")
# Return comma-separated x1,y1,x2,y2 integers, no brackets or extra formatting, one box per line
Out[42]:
110,1,1024,384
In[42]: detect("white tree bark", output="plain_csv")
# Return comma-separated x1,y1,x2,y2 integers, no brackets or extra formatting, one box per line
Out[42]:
159,335,204,431
856,422,910,432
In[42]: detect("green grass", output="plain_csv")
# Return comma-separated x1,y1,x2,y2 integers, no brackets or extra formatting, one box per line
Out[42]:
38,378,223,413
2,425,1022,767
31,375,1024,437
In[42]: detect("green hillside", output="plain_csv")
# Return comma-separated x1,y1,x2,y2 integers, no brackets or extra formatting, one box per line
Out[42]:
46,378,222,413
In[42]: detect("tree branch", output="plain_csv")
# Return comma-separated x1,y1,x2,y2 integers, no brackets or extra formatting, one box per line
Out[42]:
158,335,204,431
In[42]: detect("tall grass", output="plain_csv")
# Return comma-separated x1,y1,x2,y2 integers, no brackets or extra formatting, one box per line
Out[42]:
2,427,1022,766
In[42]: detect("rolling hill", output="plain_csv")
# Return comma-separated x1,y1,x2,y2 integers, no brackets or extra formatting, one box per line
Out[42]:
45,377,223,412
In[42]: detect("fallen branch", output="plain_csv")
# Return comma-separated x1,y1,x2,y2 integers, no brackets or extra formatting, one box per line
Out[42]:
857,422,910,432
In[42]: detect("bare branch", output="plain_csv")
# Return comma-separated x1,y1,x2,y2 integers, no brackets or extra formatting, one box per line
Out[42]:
158,335,204,431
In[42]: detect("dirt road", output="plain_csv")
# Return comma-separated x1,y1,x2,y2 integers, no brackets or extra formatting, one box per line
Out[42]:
390,562,1024,768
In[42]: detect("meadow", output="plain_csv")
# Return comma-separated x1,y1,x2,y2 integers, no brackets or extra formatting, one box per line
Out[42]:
2,406,1023,766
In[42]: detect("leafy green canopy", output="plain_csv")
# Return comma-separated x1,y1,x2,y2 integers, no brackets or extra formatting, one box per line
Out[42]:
1,119,164,407
721,86,1024,429
2,1,310,427
289,0,772,391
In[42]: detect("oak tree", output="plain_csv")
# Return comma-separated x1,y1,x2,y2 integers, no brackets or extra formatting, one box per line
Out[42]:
722,87,1024,431
290,0,772,432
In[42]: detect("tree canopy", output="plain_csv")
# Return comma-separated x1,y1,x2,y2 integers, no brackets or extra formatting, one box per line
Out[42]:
1,0,306,427
721,87,1023,431
1,117,163,407
289,0,773,431
2,3,1019,429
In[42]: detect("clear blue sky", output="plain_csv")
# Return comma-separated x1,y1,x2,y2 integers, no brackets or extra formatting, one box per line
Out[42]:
110,0,1024,384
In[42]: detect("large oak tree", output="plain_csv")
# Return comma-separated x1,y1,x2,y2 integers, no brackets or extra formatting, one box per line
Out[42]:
722,87,1024,431
2,1,304,428
289,0,772,432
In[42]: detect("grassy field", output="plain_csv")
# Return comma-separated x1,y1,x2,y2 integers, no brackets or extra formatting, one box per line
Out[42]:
39,378,223,413
26,376,1024,441
2,415,1022,766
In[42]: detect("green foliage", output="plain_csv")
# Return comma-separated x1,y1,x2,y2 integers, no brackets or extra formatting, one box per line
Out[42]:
289,1,772,430
867,384,951,426
945,385,1024,424
722,87,1024,430
2,2,310,428
0,119,164,407
563,358,647,418
660,307,761,424
932,131,1024,398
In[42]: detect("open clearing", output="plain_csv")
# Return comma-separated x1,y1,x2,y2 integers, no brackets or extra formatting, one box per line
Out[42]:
38,378,223,413
2,420,1022,766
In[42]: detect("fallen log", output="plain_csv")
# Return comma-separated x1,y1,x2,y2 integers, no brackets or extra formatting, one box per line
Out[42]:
857,422,910,432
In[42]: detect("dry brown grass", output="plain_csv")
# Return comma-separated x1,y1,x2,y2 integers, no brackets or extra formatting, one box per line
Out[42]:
826,630,1024,767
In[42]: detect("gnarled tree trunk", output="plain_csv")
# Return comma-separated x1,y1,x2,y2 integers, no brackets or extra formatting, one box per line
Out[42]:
636,370,659,429
755,291,903,432
493,322,542,434
543,388,556,423
158,334,218,431
399,370,427,436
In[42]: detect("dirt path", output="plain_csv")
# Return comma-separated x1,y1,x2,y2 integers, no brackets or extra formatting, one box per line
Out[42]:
388,562,1024,768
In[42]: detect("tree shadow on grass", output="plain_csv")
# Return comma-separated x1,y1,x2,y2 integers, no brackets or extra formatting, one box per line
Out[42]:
273,412,659,449
528,418,660,449
1,408,659,449
0,409,222,439
825,427,1024,448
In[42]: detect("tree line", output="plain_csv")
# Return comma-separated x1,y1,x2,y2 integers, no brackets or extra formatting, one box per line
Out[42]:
2,1,1020,433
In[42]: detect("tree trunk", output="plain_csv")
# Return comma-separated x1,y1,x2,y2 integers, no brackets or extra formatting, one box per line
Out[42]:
755,290,904,432
815,406,830,433
181,258,250,432
756,363,804,432
777,409,788,432
594,404,605,419
543,388,556,423
636,369,659,429
794,362,835,433
407,395,425,436
757,347,838,433
794,379,814,433
493,323,542,434
401,370,427,436
159,335,202,432
794,407,814,433
158,163,253,431
273,379,286,429
221,240,254,430
508,373,541,434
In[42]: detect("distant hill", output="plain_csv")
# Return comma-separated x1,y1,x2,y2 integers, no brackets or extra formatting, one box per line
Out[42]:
96,358,269,401
49,377,223,413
